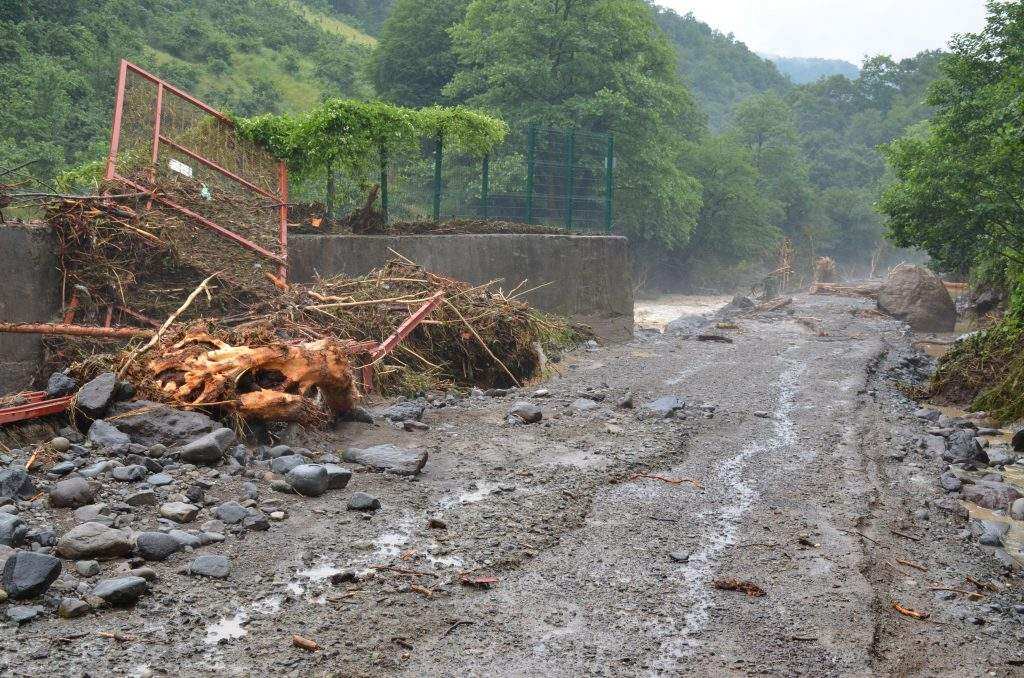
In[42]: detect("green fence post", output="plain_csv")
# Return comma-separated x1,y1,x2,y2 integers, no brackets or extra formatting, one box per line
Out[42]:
379,144,389,224
433,133,443,221
481,153,490,219
525,125,536,223
564,129,575,231
604,133,614,233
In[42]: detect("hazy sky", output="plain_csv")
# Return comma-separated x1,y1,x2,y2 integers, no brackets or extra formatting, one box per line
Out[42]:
658,0,989,64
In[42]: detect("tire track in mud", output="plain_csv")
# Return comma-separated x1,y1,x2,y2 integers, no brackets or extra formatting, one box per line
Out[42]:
653,348,805,671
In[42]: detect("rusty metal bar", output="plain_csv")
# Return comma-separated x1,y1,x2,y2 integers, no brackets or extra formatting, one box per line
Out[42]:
0,395,74,426
158,135,278,201
114,174,286,264
105,59,129,181
0,323,150,338
123,61,233,123
278,161,289,281
372,291,444,358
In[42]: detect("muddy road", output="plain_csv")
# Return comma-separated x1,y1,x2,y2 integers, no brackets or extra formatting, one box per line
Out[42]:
5,293,1024,677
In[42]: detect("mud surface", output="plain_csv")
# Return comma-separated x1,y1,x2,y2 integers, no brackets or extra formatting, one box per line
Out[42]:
4,293,1024,676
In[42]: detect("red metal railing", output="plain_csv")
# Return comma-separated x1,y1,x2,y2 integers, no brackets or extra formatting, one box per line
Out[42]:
104,59,289,279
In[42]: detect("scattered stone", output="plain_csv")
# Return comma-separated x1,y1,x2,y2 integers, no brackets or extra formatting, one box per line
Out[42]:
168,530,202,549
323,464,352,490
147,473,174,487
135,532,183,562
129,566,158,581
569,398,600,413
111,465,147,482
45,372,77,398
533,389,550,398
938,472,962,493
75,560,100,577
975,521,1010,547
919,434,946,458
641,396,686,418
56,523,131,560
6,605,41,624
211,501,247,525
0,514,24,548
189,554,230,579
669,551,691,563
92,576,148,606
914,408,941,421
508,402,544,424
617,392,635,409
49,477,96,509
427,517,447,529
48,461,76,477
79,461,116,478
986,447,1016,467
50,437,71,453
265,445,293,460
286,465,329,497
243,514,269,531
1013,429,1024,453
75,372,118,418
347,492,380,511
125,490,157,507
58,597,90,619
343,444,427,476
934,496,969,518
378,402,425,423
87,419,130,454
0,468,35,502
106,400,218,447
944,430,988,466
2,551,61,599
159,502,200,523
339,407,374,424
73,504,108,523
962,480,1022,511
1011,498,1024,521
403,420,429,432
270,455,306,475
177,428,237,465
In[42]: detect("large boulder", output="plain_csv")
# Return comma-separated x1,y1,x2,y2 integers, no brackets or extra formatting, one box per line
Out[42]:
55,522,131,560
876,264,956,332
105,401,218,447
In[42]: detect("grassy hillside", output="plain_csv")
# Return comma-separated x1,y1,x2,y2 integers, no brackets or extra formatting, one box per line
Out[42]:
652,8,791,129
0,1,374,180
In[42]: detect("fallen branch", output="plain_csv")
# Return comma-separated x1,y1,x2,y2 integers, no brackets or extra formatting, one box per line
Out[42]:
713,578,766,597
292,634,319,651
0,323,149,339
442,298,521,387
629,472,703,489
895,558,928,573
892,601,929,620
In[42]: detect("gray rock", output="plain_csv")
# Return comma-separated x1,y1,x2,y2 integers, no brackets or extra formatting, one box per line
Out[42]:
177,428,237,465
264,445,292,459
92,576,148,606
986,447,1016,467
569,398,600,413
48,461,76,477
56,523,131,560
286,465,329,497
125,490,157,507
49,477,96,509
135,532,182,561
323,464,352,490
6,605,41,624
877,263,956,332
919,434,946,458
378,402,425,423
45,372,77,398
147,473,173,487
914,408,941,421
975,520,1010,546
168,530,202,549
270,455,306,475
75,560,99,577
1013,429,1024,453
189,554,230,579
938,472,962,493
0,514,23,548
347,492,380,511
111,465,147,482
243,514,269,531
343,444,427,476
508,401,543,424
87,420,130,454
2,551,61,599
73,504,108,523
1011,498,1024,521
159,502,199,523
79,461,115,478
641,396,686,418
962,480,1022,511
50,436,71,453
0,468,35,502
75,372,118,418
105,401,218,447
944,430,987,466
213,501,248,525
58,597,90,619
147,444,167,458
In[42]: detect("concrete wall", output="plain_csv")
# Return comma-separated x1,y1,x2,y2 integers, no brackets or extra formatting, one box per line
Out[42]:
288,234,633,339
0,225,60,394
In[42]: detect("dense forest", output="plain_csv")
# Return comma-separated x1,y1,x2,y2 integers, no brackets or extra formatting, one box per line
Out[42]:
768,56,860,84
0,0,951,290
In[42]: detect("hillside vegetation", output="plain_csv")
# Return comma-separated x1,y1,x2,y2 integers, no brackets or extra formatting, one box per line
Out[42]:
769,56,860,84
0,0,373,179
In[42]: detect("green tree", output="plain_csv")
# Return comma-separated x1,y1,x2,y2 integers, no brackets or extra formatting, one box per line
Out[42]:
880,1,1024,274
446,0,706,247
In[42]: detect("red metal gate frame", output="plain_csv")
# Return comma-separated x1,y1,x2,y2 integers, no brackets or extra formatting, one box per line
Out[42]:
104,59,289,279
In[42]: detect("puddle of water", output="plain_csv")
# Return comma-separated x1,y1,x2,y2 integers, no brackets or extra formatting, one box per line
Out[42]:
439,481,501,508
426,552,465,568
376,531,411,558
656,350,804,667
250,595,282,615
635,295,731,333
298,563,345,581
205,610,248,644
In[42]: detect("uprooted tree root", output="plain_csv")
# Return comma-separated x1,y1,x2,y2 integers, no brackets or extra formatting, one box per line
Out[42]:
926,316,1024,424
